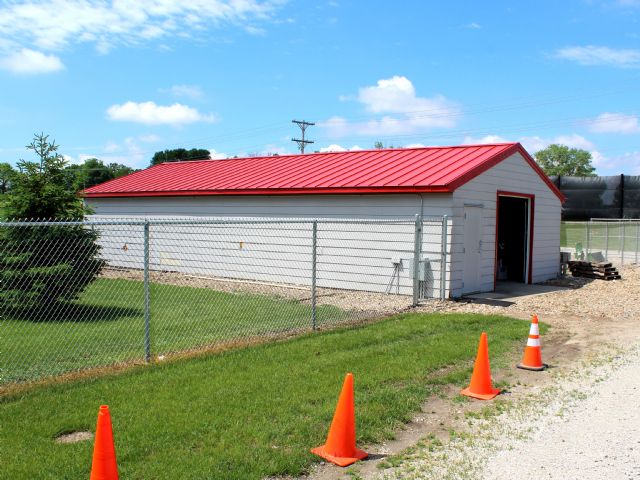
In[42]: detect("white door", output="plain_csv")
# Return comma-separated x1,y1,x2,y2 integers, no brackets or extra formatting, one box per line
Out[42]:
462,206,482,294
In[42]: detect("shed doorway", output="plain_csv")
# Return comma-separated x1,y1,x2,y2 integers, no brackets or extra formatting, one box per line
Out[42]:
496,194,533,284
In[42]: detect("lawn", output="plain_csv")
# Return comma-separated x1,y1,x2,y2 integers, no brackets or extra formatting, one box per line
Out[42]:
0,312,536,479
2,278,348,383
561,221,640,253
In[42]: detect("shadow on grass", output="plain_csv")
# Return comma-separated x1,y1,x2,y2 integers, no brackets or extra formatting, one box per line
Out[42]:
3,303,142,323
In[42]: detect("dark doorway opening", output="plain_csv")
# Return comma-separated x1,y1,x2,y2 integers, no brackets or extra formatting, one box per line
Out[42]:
497,196,529,283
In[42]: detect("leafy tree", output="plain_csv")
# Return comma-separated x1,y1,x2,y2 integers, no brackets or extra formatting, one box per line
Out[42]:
0,133,104,316
150,148,210,166
373,141,395,149
534,144,596,177
65,158,135,191
0,162,15,194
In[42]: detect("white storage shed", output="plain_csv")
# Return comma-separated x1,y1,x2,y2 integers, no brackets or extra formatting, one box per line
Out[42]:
84,143,564,298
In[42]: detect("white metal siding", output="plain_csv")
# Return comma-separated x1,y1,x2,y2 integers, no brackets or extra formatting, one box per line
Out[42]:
86,194,453,297
451,152,561,297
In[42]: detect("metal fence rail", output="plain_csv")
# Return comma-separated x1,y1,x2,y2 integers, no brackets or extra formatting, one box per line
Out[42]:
0,216,448,385
561,220,640,265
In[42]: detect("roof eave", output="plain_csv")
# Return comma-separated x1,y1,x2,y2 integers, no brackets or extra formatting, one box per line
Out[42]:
82,185,454,198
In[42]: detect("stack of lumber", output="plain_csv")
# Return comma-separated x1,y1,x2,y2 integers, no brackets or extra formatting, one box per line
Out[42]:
568,261,621,280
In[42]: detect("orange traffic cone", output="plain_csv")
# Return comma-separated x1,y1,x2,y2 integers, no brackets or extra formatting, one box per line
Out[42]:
90,405,118,480
461,332,501,400
518,314,547,371
311,373,368,467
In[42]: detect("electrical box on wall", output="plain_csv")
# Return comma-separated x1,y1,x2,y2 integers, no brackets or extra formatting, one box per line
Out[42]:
407,257,431,281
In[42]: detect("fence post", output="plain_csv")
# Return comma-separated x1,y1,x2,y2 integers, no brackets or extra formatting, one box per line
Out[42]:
412,214,423,307
143,220,151,363
636,223,640,265
586,222,591,260
621,222,626,264
311,220,317,330
605,222,609,260
440,215,448,300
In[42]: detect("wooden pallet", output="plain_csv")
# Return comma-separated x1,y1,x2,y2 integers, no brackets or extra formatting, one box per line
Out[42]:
568,260,621,280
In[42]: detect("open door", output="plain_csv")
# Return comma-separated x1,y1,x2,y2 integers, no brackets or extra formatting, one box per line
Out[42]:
496,193,533,284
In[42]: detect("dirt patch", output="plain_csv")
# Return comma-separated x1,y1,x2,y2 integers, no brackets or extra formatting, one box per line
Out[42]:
54,431,93,444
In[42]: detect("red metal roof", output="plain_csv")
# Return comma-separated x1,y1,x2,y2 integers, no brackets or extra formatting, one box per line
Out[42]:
83,142,564,200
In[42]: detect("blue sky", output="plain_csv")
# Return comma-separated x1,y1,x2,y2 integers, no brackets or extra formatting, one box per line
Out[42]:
0,0,639,174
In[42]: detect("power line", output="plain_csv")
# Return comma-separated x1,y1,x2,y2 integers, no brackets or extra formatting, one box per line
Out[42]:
291,119,315,154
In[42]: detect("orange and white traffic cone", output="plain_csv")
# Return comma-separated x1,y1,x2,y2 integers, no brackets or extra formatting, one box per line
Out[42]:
517,314,547,371
90,405,119,480
461,332,501,400
311,373,368,467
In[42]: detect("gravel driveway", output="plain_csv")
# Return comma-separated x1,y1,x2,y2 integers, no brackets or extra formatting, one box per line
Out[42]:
485,348,640,480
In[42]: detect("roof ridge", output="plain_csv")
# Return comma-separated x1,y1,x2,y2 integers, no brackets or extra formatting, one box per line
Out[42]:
161,142,519,166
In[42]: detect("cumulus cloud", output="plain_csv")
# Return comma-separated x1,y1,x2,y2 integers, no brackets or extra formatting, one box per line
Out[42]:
106,101,217,126
318,144,363,152
320,76,461,138
319,144,347,152
0,1,281,73
208,149,228,160
555,45,640,67
587,112,640,134
0,48,64,74
462,134,510,145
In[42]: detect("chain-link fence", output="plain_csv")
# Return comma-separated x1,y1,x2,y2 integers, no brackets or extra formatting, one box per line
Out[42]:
561,220,640,265
0,216,448,386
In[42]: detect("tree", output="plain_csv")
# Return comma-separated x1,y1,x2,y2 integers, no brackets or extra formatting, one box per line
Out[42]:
0,133,104,316
0,162,15,193
150,148,210,166
65,158,135,191
534,144,596,177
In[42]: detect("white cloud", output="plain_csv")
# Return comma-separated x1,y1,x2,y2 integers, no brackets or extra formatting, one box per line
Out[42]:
518,134,594,153
404,143,427,148
0,1,281,70
163,84,204,99
464,22,481,29
106,101,217,126
208,149,227,160
319,144,347,152
555,45,640,67
463,134,509,145
0,48,64,74
318,144,364,152
587,112,640,134
463,133,595,154
320,76,461,138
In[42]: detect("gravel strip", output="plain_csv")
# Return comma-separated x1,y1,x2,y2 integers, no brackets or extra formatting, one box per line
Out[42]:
485,348,640,480
375,346,640,480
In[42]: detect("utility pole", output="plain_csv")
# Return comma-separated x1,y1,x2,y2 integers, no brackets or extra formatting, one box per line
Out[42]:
291,119,315,154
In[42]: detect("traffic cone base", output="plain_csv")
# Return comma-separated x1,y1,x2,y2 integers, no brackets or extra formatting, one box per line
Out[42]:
460,385,501,400
517,362,548,371
310,445,368,467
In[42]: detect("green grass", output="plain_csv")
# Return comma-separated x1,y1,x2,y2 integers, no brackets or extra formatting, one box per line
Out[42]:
561,221,639,253
0,312,535,479
2,278,347,383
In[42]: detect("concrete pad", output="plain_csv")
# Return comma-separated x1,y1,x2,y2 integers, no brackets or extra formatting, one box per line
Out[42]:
463,281,569,304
